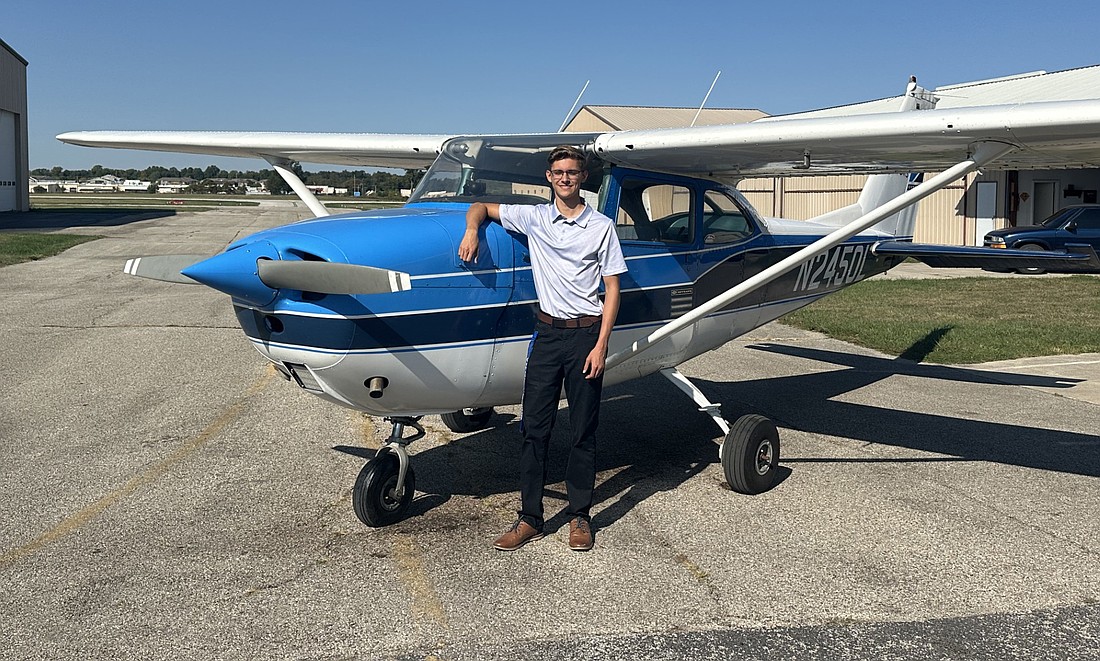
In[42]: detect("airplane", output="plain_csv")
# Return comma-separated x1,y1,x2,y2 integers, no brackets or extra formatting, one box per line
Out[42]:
57,79,1100,527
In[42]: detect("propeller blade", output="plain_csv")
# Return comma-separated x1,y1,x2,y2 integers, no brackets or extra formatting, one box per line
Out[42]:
122,255,208,283
256,260,412,295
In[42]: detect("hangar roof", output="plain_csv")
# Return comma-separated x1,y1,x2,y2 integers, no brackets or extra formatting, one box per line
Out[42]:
567,106,767,131
773,64,1100,119
0,37,28,66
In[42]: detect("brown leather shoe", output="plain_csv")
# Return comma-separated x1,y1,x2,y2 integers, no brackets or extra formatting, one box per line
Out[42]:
493,520,544,551
568,517,594,551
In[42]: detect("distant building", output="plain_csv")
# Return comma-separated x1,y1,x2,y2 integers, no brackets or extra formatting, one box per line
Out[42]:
119,179,151,192
156,177,196,194
0,37,28,212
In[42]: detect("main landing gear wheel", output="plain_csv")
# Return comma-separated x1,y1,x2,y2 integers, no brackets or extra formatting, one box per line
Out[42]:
722,414,781,495
352,453,416,527
440,407,494,433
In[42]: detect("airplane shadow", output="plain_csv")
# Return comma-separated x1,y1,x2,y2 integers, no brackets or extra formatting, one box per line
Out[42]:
0,209,177,231
337,338,1099,530
722,343,1100,477
335,375,725,531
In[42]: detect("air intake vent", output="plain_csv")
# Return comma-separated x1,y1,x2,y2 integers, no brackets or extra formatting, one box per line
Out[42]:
671,287,693,318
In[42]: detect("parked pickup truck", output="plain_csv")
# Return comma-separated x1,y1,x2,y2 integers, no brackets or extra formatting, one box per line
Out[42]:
983,204,1100,273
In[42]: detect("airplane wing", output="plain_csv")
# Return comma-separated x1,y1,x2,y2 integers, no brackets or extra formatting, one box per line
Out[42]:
59,99,1100,177
56,130,450,169
592,99,1100,179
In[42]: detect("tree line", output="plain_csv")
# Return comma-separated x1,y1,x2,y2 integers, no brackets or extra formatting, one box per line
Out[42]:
30,164,425,197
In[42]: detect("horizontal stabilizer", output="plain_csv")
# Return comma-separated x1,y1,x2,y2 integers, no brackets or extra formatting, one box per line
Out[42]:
123,255,208,283
872,241,1100,271
256,260,412,295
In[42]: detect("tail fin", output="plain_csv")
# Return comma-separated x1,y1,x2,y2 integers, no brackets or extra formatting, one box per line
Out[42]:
811,78,938,238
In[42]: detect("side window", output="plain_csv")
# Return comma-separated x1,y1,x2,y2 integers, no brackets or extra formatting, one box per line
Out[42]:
1071,208,1100,230
616,179,693,243
702,190,754,244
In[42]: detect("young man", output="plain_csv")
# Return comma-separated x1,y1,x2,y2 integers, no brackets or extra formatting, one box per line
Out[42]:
458,145,627,552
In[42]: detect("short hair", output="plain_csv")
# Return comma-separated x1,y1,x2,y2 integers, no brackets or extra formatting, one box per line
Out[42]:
547,145,587,168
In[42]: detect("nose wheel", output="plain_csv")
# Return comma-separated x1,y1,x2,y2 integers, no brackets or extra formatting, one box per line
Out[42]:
440,407,494,433
352,416,422,527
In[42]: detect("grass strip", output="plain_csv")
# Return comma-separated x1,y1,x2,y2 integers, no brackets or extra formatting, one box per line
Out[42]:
781,276,1100,364
0,233,101,267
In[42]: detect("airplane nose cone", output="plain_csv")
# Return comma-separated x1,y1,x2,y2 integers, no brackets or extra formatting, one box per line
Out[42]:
181,241,280,306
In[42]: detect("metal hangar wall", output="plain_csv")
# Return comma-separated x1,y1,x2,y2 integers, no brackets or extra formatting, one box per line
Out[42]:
0,37,29,213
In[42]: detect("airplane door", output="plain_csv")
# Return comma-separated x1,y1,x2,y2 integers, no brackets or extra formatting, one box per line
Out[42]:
610,173,697,368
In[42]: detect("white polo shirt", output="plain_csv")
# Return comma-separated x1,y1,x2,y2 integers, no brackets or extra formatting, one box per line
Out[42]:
499,202,627,319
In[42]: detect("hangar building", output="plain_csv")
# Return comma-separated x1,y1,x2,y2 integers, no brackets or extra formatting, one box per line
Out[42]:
565,65,1100,246
0,37,28,213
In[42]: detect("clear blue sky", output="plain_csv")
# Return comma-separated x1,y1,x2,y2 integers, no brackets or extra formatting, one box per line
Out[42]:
7,0,1100,171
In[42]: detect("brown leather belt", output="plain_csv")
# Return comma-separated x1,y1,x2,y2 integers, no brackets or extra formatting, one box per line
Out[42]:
537,310,602,329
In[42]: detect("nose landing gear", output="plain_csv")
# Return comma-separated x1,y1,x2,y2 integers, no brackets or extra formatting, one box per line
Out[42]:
352,416,423,527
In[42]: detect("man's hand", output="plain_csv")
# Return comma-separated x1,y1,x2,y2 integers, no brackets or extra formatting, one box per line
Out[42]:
458,229,479,262
460,202,497,262
583,341,608,379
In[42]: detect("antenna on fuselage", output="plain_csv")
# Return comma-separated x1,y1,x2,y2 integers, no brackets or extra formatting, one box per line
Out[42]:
690,70,722,128
558,80,590,132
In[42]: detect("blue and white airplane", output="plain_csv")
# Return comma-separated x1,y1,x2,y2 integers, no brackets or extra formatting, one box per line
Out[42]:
59,80,1100,526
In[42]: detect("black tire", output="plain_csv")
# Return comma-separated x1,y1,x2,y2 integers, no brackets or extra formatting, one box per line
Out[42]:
1015,244,1047,275
352,453,415,527
722,414,780,494
440,407,493,433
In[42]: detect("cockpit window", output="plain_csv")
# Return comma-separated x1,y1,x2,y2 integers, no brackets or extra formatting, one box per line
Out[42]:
615,179,693,243
701,189,755,244
409,134,606,206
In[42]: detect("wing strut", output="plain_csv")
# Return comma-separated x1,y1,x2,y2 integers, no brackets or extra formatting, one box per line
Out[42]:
265,156,331,218
605,141,1016,371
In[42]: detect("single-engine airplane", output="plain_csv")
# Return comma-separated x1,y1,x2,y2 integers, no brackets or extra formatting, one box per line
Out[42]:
58,79,1100,527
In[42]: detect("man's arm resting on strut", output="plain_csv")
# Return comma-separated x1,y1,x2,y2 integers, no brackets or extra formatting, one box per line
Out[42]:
584,274,620,380
458,202,501,262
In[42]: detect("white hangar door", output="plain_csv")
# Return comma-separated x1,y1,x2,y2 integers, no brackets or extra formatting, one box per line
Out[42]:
0,110,16,212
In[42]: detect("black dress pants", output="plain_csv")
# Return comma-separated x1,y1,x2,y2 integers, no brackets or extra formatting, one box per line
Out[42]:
518,320,603,530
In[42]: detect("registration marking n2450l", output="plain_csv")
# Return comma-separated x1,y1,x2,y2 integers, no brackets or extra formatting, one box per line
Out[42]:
793,244,869,292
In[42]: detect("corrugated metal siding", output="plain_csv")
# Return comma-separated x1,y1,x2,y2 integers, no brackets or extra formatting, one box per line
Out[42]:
737,172,977,245
0,46,28,114
782,190,862,219
0,42,29,212
913,182,969,244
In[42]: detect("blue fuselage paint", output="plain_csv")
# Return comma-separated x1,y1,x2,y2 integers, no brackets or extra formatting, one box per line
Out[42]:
223,203,897,355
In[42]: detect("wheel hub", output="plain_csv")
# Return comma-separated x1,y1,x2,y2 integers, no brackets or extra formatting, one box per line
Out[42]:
755,440,774,475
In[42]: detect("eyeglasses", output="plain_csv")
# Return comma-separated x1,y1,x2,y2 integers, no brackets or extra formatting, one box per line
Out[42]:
549,169,583,179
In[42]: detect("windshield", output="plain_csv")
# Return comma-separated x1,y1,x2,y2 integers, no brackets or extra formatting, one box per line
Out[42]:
1040,209,1072,228
409,134,607,207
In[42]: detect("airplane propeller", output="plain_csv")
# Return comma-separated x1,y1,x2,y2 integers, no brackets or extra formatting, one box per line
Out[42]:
123,253,412,298
123,255,207,284
255,259,412,295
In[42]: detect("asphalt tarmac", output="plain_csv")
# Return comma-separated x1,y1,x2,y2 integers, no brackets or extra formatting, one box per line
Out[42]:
1,203,1097,660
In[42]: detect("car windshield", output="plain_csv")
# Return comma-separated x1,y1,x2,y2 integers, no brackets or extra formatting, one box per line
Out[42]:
1040,209,1073,228
409,134,607,207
